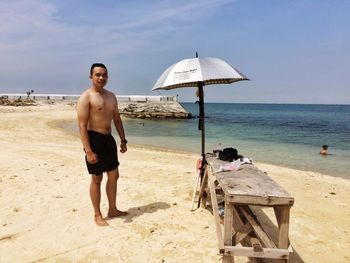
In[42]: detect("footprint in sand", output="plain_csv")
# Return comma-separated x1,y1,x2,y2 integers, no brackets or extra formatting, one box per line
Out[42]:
0,233,19,241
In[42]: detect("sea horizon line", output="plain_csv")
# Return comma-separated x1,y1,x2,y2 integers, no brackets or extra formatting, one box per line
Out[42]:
1,93,349,106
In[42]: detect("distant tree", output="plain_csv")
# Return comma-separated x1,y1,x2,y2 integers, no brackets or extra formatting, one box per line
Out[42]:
26,90,34,101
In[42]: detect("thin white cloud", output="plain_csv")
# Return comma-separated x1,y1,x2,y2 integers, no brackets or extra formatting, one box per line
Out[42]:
0,0,233,53
0,0,58,39
0,0,235,92
104,0,234,31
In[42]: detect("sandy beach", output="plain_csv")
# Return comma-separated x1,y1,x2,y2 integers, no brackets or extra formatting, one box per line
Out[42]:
0,102,349,263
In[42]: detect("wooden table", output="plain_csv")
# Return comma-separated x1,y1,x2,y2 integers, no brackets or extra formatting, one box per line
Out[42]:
199,156,294,263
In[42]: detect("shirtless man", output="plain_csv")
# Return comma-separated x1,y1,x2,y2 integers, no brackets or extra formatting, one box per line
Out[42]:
77,63,128,226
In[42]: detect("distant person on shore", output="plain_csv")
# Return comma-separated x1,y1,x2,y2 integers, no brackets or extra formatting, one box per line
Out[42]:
319,145,328,155
77,63,128,226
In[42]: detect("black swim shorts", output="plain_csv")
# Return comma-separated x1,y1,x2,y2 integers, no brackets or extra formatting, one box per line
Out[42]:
85,130,119,175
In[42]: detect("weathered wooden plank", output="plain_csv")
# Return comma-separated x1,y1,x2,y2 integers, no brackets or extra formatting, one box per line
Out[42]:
190,168,201,211
223,201,235,263
208,171,225,252
198,174,207,198
224,246,290,259
198,168,208,208
232,222,253,244
216,170,292,198
225,194,294,206
239,207,277,248
274,206,291,249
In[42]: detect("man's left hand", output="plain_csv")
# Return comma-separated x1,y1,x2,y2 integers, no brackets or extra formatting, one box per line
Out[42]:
120,143,127,153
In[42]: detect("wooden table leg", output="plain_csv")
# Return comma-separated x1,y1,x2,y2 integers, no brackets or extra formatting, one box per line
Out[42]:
274,205,291,263
208,172,225,252
223,201,234,263
198,169,208,208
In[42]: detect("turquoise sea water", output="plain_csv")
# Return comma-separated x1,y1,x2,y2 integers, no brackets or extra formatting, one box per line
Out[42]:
67,103,350,179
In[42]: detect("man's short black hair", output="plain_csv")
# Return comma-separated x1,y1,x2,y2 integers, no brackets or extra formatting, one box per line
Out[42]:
90,63,108,76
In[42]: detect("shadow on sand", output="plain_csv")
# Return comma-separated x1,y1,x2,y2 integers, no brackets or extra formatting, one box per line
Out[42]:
113,202,171,223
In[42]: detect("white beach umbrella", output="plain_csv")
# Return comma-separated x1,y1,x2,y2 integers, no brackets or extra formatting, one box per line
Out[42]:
152,54,249,157
153,56,248,90
152,54,249,208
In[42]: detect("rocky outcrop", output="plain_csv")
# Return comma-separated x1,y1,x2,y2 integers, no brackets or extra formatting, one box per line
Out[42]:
119,101,191,119
0,94,191,119
0,96,37,106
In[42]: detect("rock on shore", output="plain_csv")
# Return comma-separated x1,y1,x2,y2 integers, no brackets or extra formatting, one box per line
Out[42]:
118,101,192,119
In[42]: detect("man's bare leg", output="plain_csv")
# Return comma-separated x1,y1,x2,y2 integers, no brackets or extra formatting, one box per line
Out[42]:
106,169,128,217
90,174,109,226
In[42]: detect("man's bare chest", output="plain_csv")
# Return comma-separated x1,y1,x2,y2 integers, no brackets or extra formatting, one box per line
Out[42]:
90,95,115,114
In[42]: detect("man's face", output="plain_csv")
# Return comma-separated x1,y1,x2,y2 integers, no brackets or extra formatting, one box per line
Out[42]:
90,67,108,89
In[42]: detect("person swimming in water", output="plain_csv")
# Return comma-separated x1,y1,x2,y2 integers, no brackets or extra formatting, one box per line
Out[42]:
319,144,328,155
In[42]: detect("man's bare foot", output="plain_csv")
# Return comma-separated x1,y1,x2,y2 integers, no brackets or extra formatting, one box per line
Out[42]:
107,209,129,218
94,215,109,226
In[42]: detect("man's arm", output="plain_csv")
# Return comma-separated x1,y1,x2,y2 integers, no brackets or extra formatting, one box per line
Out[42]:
76,93,98,163
112,97,127,153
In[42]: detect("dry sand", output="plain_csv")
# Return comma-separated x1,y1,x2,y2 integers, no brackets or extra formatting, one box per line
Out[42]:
0,102,349,263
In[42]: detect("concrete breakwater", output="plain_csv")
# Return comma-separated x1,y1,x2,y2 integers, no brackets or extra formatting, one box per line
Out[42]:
0,94,191,119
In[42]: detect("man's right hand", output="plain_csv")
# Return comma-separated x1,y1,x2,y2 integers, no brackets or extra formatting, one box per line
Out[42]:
86,151,98,164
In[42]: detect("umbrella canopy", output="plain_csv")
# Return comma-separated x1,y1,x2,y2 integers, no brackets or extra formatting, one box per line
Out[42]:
152,57,248,91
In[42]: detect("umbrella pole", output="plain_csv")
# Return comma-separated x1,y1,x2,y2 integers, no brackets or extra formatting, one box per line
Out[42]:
198,83,205,157
197,83,207,208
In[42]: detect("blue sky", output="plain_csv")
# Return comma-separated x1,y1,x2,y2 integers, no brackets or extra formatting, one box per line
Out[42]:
0,0,349,104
